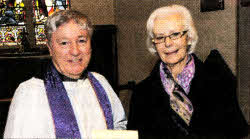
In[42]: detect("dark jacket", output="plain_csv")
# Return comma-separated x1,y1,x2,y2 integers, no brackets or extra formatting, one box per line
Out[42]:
127,50,248,139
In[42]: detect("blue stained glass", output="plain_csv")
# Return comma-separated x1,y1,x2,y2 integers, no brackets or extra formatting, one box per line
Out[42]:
0,0,70,47
0,0,25,25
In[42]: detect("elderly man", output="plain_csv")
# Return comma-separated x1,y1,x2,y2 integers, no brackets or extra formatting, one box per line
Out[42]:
4,10,127,138
127,5,248,138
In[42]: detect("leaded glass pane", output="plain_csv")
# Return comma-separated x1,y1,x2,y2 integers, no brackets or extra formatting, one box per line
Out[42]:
0,25,25,46
35,24,46,45
33,0,70,45
0,0,25,25
0,0,26,46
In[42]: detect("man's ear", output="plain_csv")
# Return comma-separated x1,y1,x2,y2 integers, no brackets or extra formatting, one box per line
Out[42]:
47,41,53,56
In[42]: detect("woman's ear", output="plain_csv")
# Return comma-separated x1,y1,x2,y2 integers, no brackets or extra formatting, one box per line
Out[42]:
186,36,192,52
187,35,192,46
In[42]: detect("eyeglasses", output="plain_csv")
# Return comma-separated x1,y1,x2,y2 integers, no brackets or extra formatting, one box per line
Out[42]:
152,30,188,44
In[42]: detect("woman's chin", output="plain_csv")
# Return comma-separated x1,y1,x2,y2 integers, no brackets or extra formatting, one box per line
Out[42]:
162,58,179,65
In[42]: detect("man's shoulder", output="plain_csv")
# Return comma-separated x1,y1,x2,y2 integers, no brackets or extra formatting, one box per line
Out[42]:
14,77,45,98
19,77,44,89
88,71,106,80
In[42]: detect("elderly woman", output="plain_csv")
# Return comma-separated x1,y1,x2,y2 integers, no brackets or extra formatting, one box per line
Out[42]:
4,10,127,138
127,5,248,138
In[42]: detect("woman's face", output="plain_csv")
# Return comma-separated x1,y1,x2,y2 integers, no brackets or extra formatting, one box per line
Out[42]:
48,20,91,79
153,13,189,66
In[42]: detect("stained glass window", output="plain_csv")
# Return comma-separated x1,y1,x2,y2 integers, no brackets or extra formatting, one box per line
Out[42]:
0,25,25,46
33,0,70,45
0,0,70,49
0,0,26,47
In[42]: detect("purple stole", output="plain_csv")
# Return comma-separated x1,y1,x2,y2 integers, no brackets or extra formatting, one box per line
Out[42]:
88,72,114,129
44,63,113,138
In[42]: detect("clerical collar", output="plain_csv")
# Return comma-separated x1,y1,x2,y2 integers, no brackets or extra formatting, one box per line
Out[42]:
58,71,87,82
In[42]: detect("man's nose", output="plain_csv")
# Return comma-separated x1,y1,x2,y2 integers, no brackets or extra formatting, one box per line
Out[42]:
70,42,80,56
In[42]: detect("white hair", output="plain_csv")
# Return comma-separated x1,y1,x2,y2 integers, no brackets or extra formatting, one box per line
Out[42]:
45,10,93,45
146,5,198,55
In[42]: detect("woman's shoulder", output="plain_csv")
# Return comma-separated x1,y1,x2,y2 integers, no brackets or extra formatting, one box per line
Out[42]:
193,50,236,81
204,49,235,79
136,75,157,92
135,71,163,97
192,50,237,99
137,61,161,86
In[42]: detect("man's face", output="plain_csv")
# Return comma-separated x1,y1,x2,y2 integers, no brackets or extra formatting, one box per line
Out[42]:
48,20,91,79
153,13,189,66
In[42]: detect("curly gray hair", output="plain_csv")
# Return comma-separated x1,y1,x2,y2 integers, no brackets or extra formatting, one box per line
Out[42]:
146,5,198,55
45,10,93,45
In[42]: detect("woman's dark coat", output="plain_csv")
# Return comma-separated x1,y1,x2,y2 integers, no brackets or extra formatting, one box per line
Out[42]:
127,50,248,139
